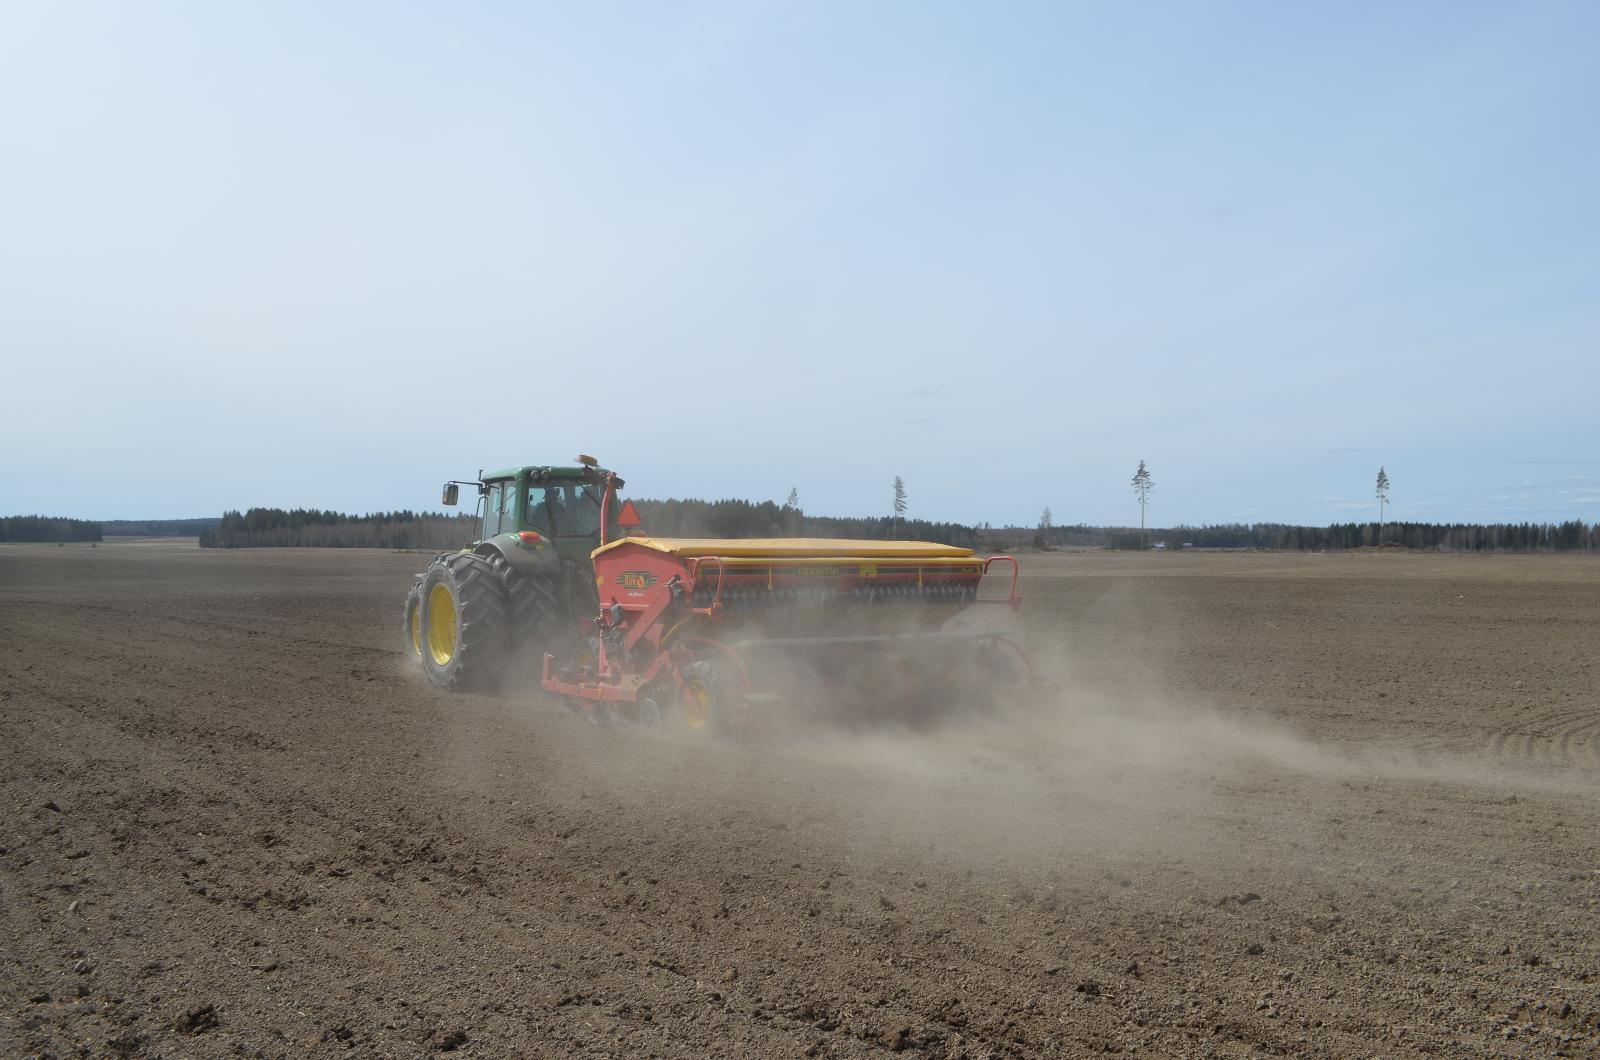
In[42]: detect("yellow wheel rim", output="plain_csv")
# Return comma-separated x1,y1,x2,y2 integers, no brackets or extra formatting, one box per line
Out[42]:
427,584,457,666
409,601,422,656
683,679,712,729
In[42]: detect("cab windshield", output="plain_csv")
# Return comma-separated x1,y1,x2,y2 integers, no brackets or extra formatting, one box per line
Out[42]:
525,481,615,536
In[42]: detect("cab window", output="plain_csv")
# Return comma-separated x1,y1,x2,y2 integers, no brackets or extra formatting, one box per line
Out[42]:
482,483,504,537
498,483,516,530
527,485,564,534
519,481,611,536
571,484,602,534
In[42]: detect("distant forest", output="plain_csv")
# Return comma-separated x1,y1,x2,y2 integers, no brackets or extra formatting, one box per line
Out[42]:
632,498,980,548
1001,520,1600,553
200,509,477,549
0,515,102,543
198,500,976,549
192,501,1598,554
104,517,220,537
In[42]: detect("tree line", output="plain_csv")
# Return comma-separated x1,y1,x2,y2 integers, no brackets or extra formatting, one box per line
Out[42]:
197,499,982,550
104,517,220,537
632,497,980,547
191,502,1598,554
1003,520,1600,553
200,509,479,549
0,515,103,543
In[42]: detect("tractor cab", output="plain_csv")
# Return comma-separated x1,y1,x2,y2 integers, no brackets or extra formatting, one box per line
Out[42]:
439,458,634,584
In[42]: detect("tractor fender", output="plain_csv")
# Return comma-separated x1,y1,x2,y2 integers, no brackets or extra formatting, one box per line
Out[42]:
474,534,562,578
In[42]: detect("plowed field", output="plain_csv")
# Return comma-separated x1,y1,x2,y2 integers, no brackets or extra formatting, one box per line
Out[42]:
3,542,1598,1058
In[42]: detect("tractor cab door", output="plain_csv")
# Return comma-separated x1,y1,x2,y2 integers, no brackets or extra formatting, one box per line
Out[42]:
481,479,514,540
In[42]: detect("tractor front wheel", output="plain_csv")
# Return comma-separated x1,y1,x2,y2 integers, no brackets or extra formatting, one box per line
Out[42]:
419,553,510,692
402,579,424,663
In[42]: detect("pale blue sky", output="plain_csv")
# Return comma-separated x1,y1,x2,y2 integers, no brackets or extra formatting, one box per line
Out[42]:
3,2,1596,526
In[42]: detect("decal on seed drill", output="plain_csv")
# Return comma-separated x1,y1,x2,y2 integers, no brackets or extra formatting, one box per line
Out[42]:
619,570,658,591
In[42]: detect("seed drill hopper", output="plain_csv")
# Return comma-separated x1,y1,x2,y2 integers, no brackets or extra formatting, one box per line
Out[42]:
541,483,1047,732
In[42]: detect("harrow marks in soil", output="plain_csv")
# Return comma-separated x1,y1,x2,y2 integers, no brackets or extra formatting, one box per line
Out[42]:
1483,707,1600,770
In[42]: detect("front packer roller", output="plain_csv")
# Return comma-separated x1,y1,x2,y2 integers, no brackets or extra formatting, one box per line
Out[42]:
541,534,1054,733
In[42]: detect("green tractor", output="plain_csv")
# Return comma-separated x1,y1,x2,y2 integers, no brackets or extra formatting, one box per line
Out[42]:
404,457,623,692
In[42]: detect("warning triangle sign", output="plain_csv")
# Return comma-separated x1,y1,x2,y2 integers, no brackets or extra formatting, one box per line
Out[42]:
616,499,643,528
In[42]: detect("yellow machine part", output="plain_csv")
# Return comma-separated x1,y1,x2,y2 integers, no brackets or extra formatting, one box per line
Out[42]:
592,536,974,561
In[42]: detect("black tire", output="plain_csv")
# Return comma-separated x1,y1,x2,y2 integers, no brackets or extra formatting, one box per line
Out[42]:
419,552,510,692
483,552,564,666
637,694,663,732
968,636,1032,715
402,578,425,664
563,557,600,631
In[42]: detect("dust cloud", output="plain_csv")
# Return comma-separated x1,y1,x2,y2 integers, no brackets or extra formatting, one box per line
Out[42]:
504,555,1598,901
553,616,1598,897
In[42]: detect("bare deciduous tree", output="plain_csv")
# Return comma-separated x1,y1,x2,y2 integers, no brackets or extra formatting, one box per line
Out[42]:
892,476,907,538
1033,506,1054,550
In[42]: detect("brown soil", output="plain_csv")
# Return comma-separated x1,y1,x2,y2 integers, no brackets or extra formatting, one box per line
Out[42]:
2,542,1598,1058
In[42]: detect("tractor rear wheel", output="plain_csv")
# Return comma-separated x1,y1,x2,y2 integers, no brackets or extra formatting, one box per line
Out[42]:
484,552,563,671
419,552,510,692
564,558,600,625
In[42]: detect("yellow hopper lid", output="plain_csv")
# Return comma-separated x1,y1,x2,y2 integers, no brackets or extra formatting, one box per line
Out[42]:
592,536,974,560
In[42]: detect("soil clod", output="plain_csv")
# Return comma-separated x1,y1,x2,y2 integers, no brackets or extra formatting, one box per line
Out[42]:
173,1004,220,1034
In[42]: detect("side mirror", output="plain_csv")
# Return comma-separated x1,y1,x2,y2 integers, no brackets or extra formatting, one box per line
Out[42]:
442,483,460,506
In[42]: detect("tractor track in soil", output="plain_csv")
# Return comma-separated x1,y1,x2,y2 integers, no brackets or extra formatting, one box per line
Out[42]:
1483,710,1600,770
3,543,1600,1058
